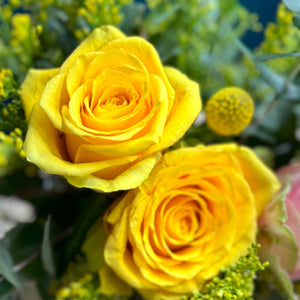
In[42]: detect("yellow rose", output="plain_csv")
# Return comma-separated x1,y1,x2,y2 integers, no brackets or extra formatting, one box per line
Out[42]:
104,144,280,300
20,26,201,192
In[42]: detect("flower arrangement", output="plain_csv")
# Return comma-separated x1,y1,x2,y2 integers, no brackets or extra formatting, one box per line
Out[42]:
0,1,300,300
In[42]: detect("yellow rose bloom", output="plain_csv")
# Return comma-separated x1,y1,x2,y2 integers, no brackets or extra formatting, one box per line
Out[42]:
104,144,280,300
20,26,201,192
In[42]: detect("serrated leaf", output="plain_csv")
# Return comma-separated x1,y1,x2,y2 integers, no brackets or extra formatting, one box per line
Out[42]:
41,216,55,277
283,0,300,12
0,242,19,287
256,52,300,62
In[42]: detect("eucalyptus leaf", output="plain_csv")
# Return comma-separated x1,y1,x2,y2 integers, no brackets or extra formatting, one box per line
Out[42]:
293,13,300,29
145,3,181,28
242,125,277,145
0,280,12,298
0,243,19,287
283,0,300,12
235,38,300,100
235,38,284,94
41,216,55,277
256,52,300,62
260,100,292,132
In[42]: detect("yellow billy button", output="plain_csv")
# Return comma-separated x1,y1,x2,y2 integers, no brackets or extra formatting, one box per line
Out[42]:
205,87,254,136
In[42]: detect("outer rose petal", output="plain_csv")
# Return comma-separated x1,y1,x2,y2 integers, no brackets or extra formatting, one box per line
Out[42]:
19,68,59,121
24,105,160,192
144,144,280,215
277,162,300,211
286,200,300,280
227,145,281,216
59,25,126,73
39,73,68,130
65,152,160,192
146,67,201,153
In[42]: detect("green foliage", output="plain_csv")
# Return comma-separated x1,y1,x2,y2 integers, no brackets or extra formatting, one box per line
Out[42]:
51,256,129,300
0,71,26,135
42,216,56,277
0,242,20,288
0,1,299,300
51,257,101,300
283,0,300,12
257,3,300,74
185,244,268,300
138,0,262,98
0,0,133,81
0,69,27,176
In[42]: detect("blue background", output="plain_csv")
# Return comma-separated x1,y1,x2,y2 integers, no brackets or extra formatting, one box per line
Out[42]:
239,0,281,48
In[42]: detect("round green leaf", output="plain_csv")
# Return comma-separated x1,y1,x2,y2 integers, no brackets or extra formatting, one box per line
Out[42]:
283,0,300,12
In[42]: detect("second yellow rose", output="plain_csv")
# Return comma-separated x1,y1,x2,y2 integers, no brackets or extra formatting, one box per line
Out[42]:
104,144,280,299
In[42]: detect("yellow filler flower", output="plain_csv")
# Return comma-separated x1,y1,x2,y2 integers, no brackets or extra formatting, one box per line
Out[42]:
20,26,201,192
205,87,254,136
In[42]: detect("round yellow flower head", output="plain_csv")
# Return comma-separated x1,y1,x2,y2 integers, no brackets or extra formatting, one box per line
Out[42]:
205,87,254,136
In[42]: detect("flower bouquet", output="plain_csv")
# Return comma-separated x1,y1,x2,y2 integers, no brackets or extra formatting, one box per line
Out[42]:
0,0,300,299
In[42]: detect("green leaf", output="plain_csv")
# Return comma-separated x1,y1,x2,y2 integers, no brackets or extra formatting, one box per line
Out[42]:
261,100,293,132
266,253,297,300
81,217,107,272
235,38,285,94
41,216,56,277
0,242,19,287
256,52,300,62
293,13,300,29
235,38,300,100
283,0,300,12
0,280,12,298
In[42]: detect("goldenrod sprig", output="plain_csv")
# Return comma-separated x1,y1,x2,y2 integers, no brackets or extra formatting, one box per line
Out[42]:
185,244,268,300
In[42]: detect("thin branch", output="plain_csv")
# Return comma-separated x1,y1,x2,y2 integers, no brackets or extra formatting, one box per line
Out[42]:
242,61,300,141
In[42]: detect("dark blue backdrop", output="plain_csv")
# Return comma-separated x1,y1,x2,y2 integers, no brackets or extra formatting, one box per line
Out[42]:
239,0,281,48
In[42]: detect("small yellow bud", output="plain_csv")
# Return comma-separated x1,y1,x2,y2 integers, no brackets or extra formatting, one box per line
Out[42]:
14,128,22,136
36,25,43,35
56,287,71,298
205,87,254,136
2,108,9,117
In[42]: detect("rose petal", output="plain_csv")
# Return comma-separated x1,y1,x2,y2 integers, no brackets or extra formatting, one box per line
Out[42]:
146,67,201,153
19,68,59,121
59,26,126,73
